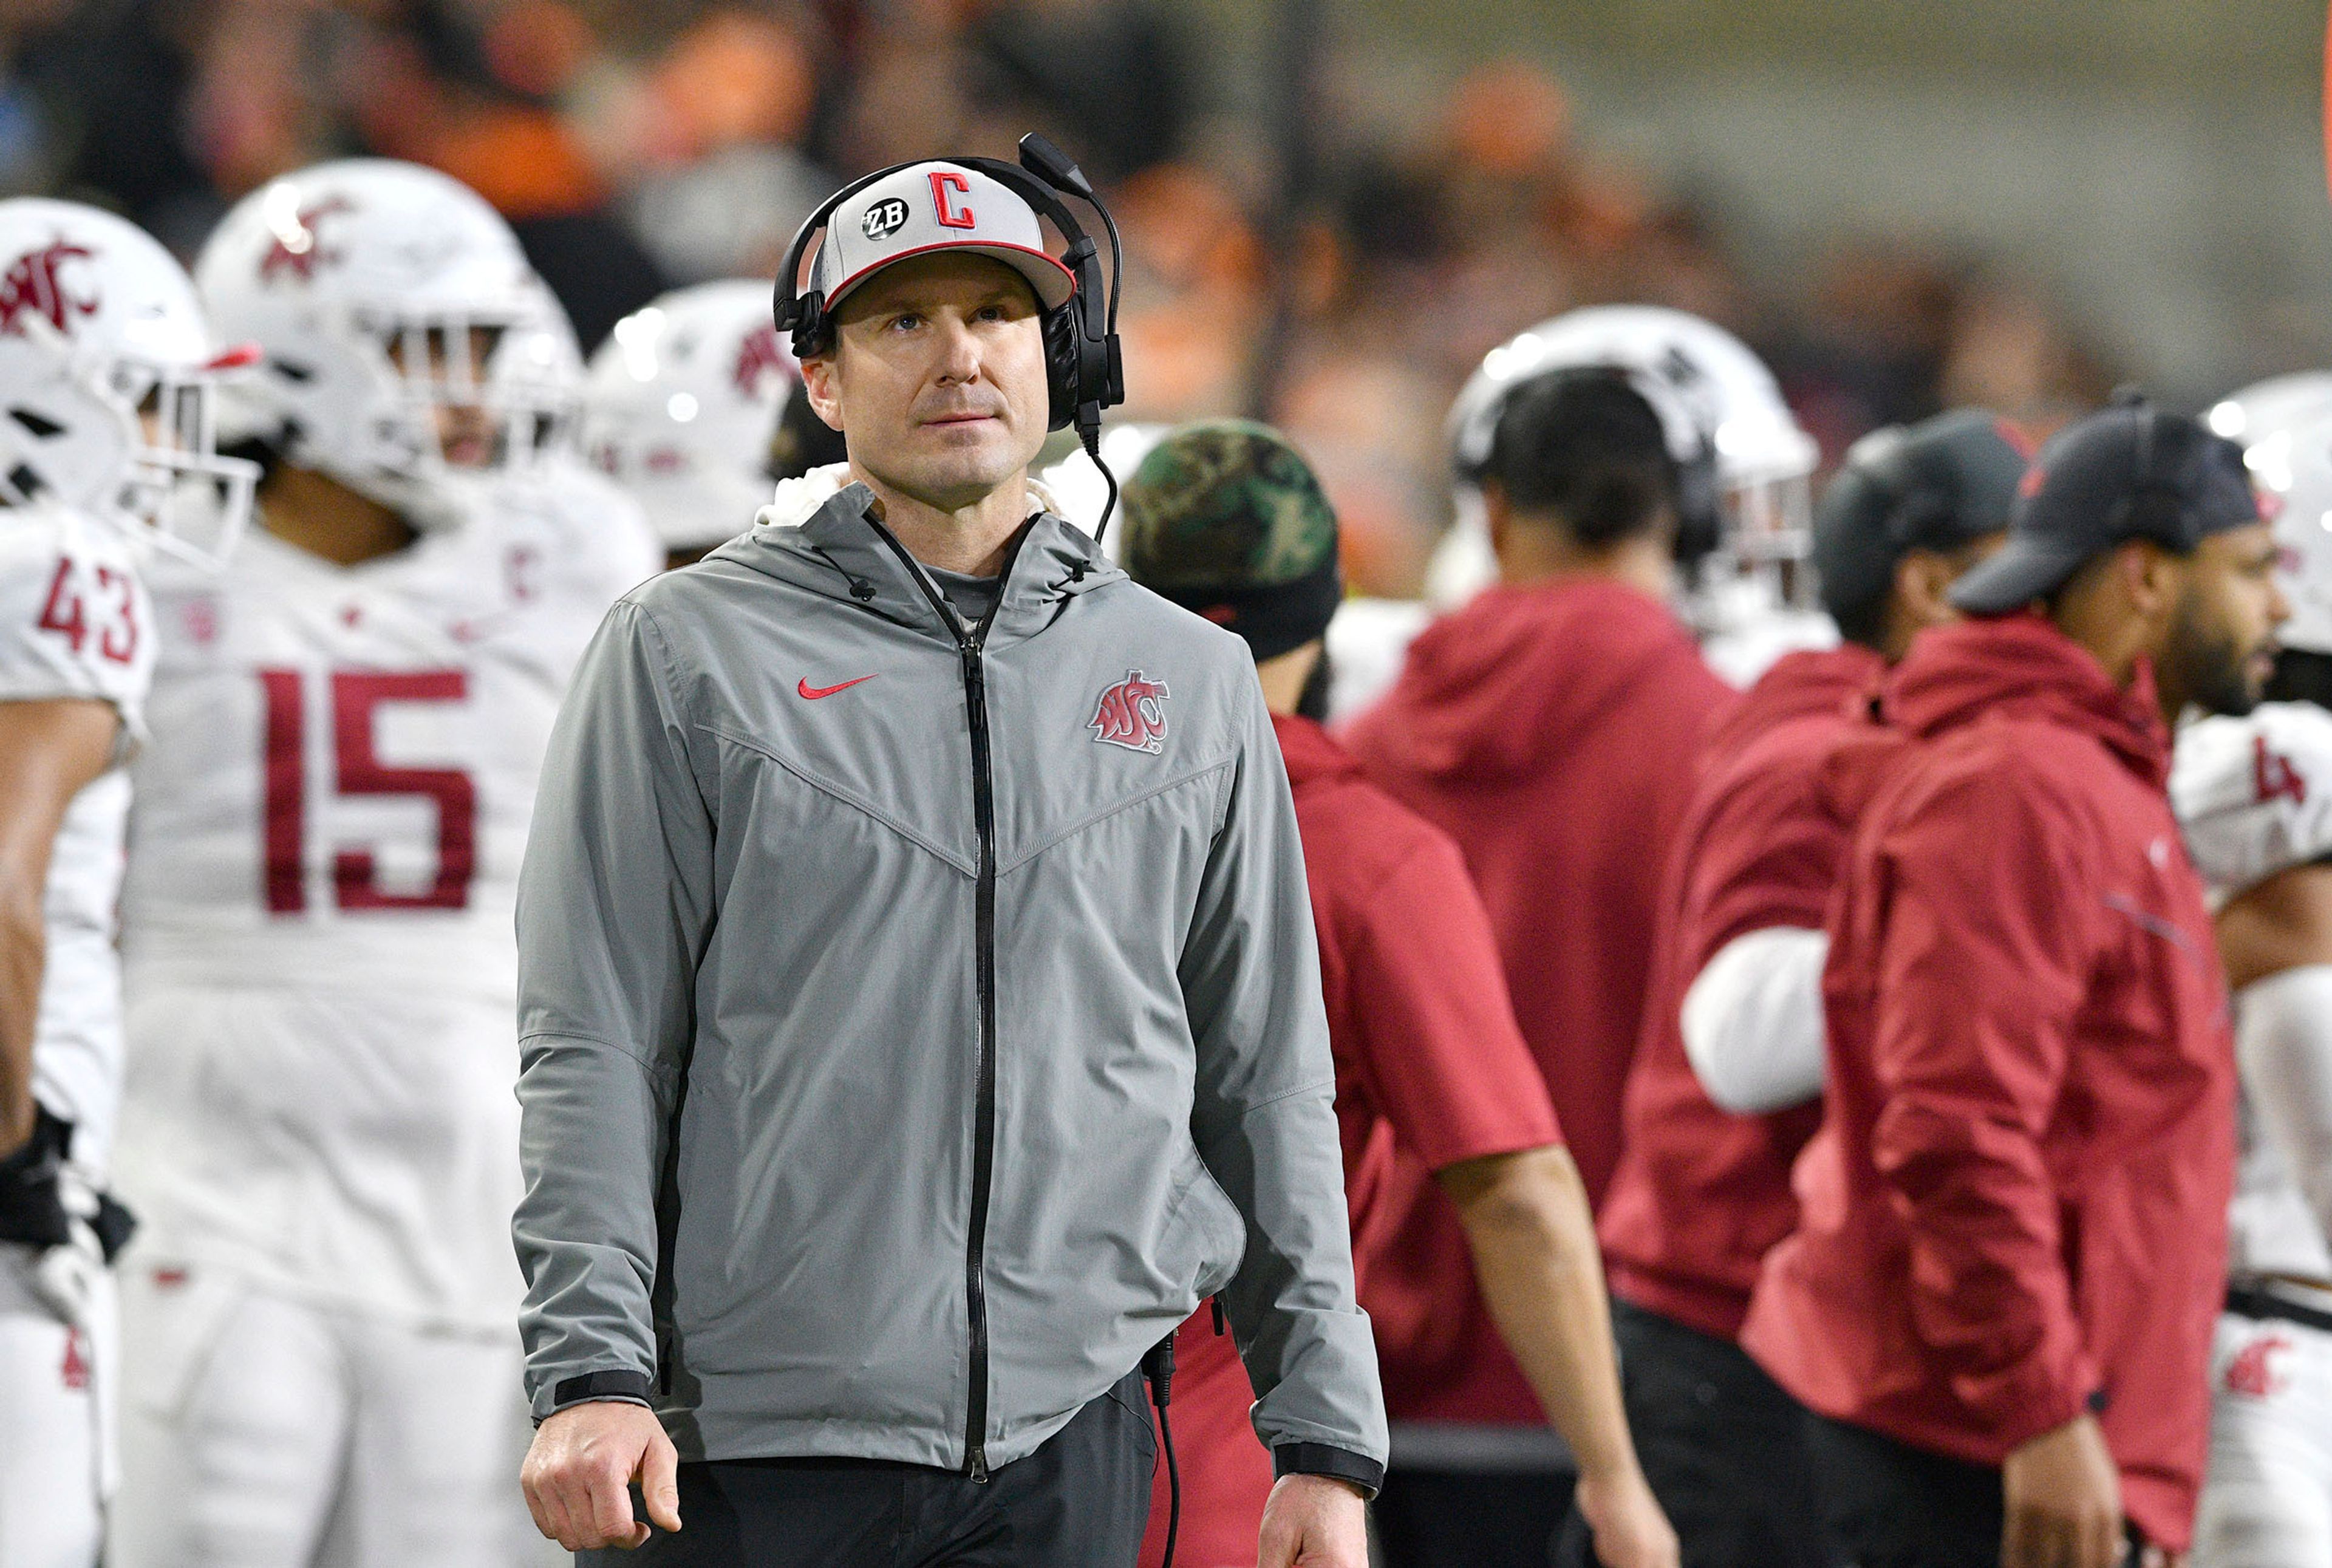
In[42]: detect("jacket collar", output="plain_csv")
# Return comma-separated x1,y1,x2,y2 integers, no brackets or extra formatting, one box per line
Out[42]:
1884,612,2173,788
717,466,1123,646
1709,644,1884,755
1272,712,1365,788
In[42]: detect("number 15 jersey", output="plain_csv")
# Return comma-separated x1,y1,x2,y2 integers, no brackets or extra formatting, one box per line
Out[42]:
114,470,659,1329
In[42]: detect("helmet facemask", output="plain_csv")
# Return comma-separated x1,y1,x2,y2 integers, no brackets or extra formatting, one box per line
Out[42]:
1,308,257,570
1696,463,1818,614
351,305,575,474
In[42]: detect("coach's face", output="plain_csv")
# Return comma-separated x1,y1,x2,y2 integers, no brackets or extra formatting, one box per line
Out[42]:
803,253,1051,514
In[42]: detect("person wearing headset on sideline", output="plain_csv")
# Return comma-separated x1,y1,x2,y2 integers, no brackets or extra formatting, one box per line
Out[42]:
508,140,1387,1567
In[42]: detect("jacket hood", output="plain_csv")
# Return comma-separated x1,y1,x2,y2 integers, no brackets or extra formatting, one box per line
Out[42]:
1884,612,2171,787
1709,644,1884,757
1353,578,1703,780
712,463,1121,646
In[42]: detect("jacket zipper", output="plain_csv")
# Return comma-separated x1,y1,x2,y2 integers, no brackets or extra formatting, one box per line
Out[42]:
867,516,1034,1484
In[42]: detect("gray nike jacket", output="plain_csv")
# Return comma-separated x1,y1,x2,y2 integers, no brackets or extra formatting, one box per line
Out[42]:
511,471,1388,1488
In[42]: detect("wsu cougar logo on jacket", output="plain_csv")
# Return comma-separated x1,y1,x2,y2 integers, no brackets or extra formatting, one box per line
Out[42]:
1089,669,1171,754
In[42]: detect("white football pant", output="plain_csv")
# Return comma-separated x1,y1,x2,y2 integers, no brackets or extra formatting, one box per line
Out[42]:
2195,1309,2332,1568
0,1238,114,1568
109,1262,551,1568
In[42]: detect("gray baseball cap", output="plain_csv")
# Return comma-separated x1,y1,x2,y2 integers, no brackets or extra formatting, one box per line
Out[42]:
1813,410,2029,624
805,161,1076,324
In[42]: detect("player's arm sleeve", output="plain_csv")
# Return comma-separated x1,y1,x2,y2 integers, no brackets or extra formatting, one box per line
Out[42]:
1680,927,1829,1114
1864,766,2103,1448
511,599,715,1421
1670,747,1850,1115
2174,707,2332,890
1179,683,1388,1493
1340,836,1561,1170
0,522,147,749
2235,963,2332,1248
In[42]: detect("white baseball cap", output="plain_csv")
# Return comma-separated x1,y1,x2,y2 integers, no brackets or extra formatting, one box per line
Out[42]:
804,161,1076,326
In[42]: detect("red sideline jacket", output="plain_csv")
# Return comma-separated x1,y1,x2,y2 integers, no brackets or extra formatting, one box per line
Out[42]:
1139,715,1563,1567
1344,578,1733,1208
1598,645,1884,1341
1740,615,2235,1550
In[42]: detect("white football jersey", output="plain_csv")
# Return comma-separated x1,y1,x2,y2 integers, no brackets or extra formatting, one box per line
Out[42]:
0,500,152,1181
2172,703,2332,1283
114,465,656,1326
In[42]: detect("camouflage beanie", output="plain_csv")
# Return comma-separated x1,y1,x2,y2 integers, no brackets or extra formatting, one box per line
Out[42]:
1119,419,1342,661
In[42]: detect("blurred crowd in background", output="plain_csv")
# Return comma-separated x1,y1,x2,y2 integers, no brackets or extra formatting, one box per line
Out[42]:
0,0,2127,598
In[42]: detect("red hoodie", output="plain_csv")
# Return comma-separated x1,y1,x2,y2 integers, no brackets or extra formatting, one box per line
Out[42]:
1140,715,1562,1566
1344,578,1734,1209
1598,645,1885,1341
1740,615,2235,1550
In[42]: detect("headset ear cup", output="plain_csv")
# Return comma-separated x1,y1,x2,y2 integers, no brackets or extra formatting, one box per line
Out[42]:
788,293,828,364
1672,446,1722,564
1042,303,1080,432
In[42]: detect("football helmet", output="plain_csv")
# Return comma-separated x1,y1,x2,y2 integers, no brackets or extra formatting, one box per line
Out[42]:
2211,372,2332,656
195,159,567,530
1428,305,1819,614
581,281,798,551
0,197,257,566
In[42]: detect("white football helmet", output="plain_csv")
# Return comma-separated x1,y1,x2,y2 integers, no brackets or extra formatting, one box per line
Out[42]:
0,197,257,566
195,159,568,530
2211,372,2332,656
581,281,798,551
1429,305,1819,614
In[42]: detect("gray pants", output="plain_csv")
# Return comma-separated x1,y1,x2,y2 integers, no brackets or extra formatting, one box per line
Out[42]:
581,1371,1155,1567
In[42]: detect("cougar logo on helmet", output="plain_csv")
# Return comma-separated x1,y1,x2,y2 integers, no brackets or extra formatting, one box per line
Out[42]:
1089,670,1171,755
0,240,98,337
259,196,356,284
731,324,792,398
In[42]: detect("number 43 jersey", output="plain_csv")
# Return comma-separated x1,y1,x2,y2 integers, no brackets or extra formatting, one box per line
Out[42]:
114,468,660,1329
0,500,153,1184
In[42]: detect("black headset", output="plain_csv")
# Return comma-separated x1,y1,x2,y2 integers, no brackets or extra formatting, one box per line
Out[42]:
773,135,1126,454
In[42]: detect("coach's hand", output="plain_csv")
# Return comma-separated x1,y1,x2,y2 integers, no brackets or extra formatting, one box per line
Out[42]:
1256,1473,1367,1567
2001,1414,2121,1568
523,1400,681,1551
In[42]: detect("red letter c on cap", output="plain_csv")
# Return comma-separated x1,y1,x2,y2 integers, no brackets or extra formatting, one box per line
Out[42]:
930,171,975,230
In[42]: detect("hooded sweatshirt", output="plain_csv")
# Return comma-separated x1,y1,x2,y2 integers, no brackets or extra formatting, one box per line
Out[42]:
1344,578,1734,1209
511,471,1387,1487
1141,713,1562,1564
1741,614,2235,1550
1598,644,1884,1341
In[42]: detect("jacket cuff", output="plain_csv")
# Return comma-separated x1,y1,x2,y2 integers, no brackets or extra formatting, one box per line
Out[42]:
1273,1442,1385,1501
542,1369,656,1423
1953,1341,2096,1454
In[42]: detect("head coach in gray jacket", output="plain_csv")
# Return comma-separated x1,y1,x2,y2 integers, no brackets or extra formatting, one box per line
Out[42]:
511,139,1387,1567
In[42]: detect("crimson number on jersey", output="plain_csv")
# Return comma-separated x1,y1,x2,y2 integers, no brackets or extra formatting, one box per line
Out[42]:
259,668,477,913
35,556,138,665
2256,735,2311,806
